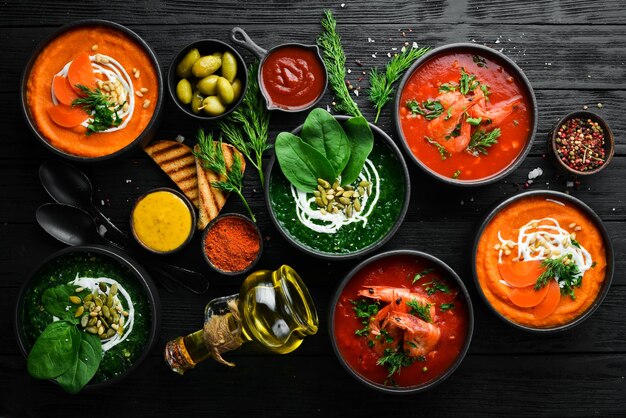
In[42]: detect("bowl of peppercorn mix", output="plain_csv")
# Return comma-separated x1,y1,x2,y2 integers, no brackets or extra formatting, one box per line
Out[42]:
550,111,614,176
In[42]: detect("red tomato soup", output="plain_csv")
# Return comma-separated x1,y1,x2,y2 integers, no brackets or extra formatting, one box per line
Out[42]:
398,51,532,180
260,46,325,110
333,255,469,387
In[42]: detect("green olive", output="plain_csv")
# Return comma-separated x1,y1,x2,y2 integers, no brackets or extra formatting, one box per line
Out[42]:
231,79,243,102
216,77,234,105
221,51,238,83
191,90,205,114
176,48,200,78
197,75,219,96
192,55,222,78
202,96,226,116
176,79,193,104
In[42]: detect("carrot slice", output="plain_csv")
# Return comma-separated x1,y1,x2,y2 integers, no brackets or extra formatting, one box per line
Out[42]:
533,280,561,319
498,260,545,288
47,104,87,128
52,76,80,106
67,52,96,93
508,284,550,308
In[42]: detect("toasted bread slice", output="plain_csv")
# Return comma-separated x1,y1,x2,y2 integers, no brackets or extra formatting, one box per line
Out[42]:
194,142,246,230
144,140,199,209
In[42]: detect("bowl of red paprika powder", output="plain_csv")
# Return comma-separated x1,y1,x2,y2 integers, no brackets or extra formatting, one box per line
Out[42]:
201,213,263,275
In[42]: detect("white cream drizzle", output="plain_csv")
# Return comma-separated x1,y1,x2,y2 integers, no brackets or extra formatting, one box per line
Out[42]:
51,54,135,132
70,275,135,352
290,159,381,234
497,216,593,288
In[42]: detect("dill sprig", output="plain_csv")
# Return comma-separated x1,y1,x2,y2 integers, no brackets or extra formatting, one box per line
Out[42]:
72,84,123,135
425,136,449,160
535,255,583,299
317,10,362,118
369,46,430,123
377,348,415,379
467,128,501,155
218,61,271,187
406,299,432,323
193,129,256,222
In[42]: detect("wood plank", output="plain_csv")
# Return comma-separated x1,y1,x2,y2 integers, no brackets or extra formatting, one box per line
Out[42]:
0,353,624,416
1,0,625,26
3,23,626,95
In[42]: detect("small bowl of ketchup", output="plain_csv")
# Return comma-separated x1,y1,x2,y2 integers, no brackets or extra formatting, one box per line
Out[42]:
230,27,327,112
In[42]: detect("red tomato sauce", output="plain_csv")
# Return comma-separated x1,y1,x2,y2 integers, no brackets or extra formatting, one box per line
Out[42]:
260,46,325,110
333,255,469,387
398,51,532,180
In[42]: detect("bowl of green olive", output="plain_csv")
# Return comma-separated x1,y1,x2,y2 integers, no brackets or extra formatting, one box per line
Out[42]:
168,39,248,120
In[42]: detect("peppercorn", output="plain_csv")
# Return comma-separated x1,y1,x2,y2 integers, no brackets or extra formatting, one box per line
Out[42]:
555,117,606,172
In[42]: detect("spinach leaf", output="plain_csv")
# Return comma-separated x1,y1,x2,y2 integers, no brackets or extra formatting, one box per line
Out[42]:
300,108,350,176
275,132,336,191
27,321,79,379
340,116,374,185
42,284,81,324
55,332,102,394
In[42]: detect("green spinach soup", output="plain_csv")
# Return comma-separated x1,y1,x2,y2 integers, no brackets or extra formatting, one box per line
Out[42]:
21,251,151,389
269,139,407,255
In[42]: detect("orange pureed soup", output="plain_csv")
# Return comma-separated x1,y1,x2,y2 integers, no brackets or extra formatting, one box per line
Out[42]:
475,196,607,328
398,51,532,180
26,25,159,158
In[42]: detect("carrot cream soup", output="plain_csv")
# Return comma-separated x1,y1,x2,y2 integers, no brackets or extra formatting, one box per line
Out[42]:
398,51,532,180
475,196,607,328
26,25,159,157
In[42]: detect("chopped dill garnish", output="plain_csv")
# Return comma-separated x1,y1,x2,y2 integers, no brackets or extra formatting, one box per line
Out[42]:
71,84,123,135
467,128,501,155
407,299,432,323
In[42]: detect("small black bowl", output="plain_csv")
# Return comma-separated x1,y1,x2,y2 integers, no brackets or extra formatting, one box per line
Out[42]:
471,190,615,333
201,213,263,276
394,43,538,187
549,111,614,176
329,249,474,394
20,19,164,163
14,245,161,391
265,115,411,261
130,187,196,255
167,39,248,121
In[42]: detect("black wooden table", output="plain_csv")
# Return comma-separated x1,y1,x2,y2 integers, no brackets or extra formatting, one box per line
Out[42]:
1,1,625,416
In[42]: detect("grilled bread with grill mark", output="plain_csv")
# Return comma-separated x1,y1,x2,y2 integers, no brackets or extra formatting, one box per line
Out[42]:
144,140,199,209
194,142,246,230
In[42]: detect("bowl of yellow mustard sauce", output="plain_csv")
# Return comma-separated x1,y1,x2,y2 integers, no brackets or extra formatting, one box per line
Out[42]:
130,188,196,254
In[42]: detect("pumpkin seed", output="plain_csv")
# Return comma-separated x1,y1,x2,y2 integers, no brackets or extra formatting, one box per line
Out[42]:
339,197,351,205
111,323,119,330
80,315,89,327
346,205,353,218
321,193,328,206
96,320,102,328
359,180,370,187
317,178,330,189
354,199,362,212
95,305,102,313
101,317,109,328
89,311,98,317
315,197,325,208
342,190,354,198
332,179,340,189
99,282,107,292
75,287,84,293
345,185,354,191
335,190,343,197
326,202,333,213
357,186,365,195
107,294,113,308
110,284,118,296
74,306,85,317
84,294,93,302
105,328,116,339
88,317,97,326
95,298,102,307
122,311,129,317
98,326,105,335
102,305,110,317
69,295,81,305
86,326,98,334
353,191,360,198
313,190,321,197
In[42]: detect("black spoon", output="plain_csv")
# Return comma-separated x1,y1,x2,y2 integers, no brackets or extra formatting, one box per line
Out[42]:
39,160,130,246
36,203,210,294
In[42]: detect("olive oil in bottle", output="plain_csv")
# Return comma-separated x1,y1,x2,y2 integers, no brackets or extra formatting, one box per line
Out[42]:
164,265,318,374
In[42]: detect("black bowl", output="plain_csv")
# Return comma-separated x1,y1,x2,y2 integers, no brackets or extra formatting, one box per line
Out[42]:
329,249,474,394
201,213,263,276
264,115,411,261
167,39,248,121
394,43,538,186
14,245,161,391
471,190,615,332
20,19,164,163
130,187,197,255
549,111,615,176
